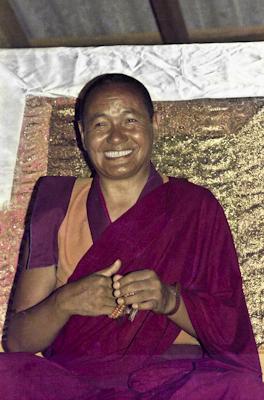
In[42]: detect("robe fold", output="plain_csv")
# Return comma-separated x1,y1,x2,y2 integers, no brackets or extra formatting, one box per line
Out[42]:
1,176,263,399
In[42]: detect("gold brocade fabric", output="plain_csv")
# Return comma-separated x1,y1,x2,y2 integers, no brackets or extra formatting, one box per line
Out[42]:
0,96,263,347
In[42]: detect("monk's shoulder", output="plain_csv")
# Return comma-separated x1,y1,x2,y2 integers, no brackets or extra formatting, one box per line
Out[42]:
167,176,218,207
36,175,77,193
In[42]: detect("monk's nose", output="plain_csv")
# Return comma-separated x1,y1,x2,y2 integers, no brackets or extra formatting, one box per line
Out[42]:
107,124,126,143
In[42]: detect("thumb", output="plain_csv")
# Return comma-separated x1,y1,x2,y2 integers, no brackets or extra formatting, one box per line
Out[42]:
99,259,122,277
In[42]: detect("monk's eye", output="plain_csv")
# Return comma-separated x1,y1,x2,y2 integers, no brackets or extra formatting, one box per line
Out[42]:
126,118,138,124
94,121,108,128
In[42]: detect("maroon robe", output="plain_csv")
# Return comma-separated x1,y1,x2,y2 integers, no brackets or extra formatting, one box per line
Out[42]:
0,174,263,399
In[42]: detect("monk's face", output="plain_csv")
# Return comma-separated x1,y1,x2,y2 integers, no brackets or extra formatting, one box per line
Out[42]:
81,83,158,181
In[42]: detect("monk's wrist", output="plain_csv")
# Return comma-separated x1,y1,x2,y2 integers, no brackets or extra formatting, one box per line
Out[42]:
165,283,181,316
53,285,73,321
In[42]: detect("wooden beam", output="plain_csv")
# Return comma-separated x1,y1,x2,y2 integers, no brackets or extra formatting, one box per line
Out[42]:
0,0,29,47
190,25,264,43
30,32,162,48
150,0,189,44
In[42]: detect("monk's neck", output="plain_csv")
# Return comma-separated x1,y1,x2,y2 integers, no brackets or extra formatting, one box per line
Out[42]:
98,171,149,221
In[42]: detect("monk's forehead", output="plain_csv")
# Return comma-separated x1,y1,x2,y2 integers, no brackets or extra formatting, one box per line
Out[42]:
83,83,147,114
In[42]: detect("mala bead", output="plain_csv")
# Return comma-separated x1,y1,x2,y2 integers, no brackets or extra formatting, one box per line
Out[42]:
109,291,136,320
109,304,126,319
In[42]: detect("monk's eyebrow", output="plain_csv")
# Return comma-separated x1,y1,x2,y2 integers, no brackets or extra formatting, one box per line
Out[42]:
86,108,144,124
122,108,144,117
86,113,107,124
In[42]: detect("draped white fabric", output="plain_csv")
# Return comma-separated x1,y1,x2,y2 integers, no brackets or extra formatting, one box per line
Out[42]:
1,43,264,207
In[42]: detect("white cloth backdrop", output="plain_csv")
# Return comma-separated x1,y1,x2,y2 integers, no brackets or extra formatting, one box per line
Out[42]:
1,43,264,208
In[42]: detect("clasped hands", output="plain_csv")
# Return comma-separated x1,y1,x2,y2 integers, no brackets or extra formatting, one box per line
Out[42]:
59,259,177,319
112,262,176,317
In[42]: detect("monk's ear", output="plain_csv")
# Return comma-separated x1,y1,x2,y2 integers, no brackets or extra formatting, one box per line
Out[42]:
78,121,87,150
152,112,161,132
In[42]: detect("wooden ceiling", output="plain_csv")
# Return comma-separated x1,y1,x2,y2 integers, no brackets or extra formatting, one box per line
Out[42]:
1,0,264,48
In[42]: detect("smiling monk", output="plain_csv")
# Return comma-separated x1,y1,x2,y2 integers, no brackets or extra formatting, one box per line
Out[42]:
2,74,263,399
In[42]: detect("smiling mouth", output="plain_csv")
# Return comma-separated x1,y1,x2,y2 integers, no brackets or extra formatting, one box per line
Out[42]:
104,149,133,159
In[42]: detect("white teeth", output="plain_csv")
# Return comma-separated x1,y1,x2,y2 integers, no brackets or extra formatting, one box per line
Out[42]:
104,150,133,158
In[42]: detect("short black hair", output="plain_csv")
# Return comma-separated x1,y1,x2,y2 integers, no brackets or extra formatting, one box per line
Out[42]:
75,73,154,126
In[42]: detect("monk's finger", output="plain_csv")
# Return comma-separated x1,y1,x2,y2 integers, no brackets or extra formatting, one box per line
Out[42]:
104,287,116,299
98,259,122,277
85,274,113,289
118,269,157,288
117,290,157,306
116,279,159,297
133,300,157,311
112,274,123,283
104,297,118,307
93,285,115,301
